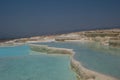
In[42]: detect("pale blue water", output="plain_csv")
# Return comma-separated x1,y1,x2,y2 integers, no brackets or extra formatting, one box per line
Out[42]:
38,42,120,79
0,45,29,57
0,45,76,80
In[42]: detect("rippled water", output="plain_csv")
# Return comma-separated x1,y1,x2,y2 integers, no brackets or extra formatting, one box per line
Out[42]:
0,45,76,80
38,42,120,79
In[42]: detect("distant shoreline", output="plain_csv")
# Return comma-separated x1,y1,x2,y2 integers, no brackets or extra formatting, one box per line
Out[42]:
0,28,120,47
0,27,120,40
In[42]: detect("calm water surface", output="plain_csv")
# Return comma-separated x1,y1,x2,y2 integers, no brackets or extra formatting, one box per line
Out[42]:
0,45,76,80
39,42,120,79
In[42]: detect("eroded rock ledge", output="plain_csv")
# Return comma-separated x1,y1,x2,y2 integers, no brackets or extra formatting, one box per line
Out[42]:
29,44,117,80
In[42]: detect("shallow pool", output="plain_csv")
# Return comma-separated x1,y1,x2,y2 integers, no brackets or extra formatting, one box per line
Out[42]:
38,42,120,79
0,45,76,80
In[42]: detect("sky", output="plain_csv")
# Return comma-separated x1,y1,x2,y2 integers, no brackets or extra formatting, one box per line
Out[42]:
0,0,120,39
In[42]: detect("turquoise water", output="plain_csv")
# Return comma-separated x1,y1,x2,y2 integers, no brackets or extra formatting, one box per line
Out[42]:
0,45,29,57
38,42,120,79
0,45,76,80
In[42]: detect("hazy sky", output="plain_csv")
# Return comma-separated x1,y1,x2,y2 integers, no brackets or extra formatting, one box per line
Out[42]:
0,0,120,38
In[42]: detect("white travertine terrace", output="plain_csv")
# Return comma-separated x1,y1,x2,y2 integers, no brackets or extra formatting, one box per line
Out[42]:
1,29,120,47
29,44,117,80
